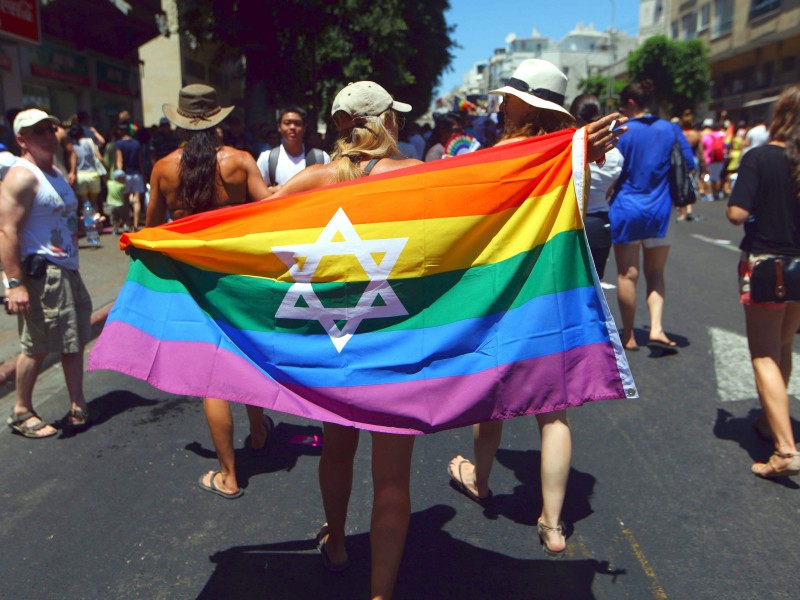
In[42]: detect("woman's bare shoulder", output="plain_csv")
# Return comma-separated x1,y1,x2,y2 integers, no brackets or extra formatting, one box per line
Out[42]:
371,157,422,174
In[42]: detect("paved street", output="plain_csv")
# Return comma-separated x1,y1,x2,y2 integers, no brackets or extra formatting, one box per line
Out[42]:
1,202,798,599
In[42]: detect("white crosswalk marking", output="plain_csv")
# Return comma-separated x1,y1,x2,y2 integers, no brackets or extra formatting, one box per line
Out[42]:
710,326,800,401
691,234,740,253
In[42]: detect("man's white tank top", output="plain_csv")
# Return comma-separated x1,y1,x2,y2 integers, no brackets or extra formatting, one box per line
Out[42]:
14,159,80,270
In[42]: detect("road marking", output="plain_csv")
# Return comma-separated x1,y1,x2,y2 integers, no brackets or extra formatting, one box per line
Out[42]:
710,326,800,401
690,234,740,253
619,521,668,599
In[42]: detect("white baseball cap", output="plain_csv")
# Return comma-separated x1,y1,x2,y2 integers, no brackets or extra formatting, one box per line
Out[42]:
13,108,60,135
331,81,411,129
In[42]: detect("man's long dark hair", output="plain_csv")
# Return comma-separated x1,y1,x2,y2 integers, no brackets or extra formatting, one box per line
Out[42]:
179,128,222,214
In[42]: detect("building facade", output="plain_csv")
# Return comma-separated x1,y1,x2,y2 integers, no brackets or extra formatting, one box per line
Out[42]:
0,0,160,137
668,0,800,121
440,23,638,114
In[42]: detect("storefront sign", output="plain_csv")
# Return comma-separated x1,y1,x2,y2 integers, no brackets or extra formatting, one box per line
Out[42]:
96,61,133,96
29,43,90,86
0,0,40,44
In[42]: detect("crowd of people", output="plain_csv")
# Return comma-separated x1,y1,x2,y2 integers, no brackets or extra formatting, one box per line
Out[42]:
1,57,799,599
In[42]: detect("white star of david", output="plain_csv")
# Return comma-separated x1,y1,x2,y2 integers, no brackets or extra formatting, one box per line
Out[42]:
272,208,409,352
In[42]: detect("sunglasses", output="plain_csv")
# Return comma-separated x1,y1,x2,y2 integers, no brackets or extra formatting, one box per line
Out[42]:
27,124,58,136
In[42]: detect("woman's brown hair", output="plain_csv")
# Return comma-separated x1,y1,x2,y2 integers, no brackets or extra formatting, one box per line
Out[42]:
768,85,800,198
499,106,574,141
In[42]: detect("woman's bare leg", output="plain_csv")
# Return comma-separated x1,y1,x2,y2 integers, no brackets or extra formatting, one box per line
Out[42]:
537,410,571,553
614,242,641,349
201,397,239,494
369,432,415,600
318,423,359,565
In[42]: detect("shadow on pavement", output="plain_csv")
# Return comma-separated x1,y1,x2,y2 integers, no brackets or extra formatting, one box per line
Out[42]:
197,504,625,600
713,408,800,489
185,421,324,490
490,448,596,528
56,389,159,439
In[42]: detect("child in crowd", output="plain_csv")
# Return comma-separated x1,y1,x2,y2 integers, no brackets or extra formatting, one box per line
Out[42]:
104,169,129,234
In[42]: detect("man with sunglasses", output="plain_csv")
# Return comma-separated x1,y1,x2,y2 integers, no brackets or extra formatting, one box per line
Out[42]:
0,109,92,439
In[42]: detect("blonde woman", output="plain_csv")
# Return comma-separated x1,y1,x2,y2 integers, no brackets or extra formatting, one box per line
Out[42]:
273,81,417,600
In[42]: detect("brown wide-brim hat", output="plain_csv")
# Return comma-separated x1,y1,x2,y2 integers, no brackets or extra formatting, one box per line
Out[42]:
162,84,234,131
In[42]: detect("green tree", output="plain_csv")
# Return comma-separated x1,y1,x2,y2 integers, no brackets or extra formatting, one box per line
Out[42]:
627,35,711,115
577,74,626,107
176,0,455,127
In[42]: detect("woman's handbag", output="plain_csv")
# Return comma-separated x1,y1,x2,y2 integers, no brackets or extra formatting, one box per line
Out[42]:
668,128,697,208
750,255,800,303
91,139,107,177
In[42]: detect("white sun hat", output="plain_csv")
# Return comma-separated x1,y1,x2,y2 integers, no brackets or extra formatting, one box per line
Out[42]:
490,59,573,119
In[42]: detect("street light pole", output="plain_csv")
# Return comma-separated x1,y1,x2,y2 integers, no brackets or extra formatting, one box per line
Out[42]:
607,0,615,113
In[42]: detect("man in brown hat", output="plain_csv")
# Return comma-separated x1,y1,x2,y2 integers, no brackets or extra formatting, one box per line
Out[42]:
147,84,273,498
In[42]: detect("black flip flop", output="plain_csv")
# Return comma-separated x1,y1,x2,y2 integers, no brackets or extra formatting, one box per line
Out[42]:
447,458,493,507
648,339,678,351
316,524,350,572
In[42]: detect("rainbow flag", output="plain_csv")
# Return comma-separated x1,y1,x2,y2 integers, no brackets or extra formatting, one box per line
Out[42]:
89,128,636,434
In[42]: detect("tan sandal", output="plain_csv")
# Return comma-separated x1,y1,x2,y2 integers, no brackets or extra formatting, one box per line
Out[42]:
751,451,800,479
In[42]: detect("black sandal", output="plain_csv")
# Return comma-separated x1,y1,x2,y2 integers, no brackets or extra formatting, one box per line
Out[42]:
67,407,90,430
7,410,57,439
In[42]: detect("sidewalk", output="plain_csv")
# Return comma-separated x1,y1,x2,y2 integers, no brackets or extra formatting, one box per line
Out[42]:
0,232,129,392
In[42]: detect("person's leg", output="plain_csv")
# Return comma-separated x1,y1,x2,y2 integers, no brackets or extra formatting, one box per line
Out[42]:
614,242,641,349
642,245,675,345
369,432,415,600
130,192,142,231
12,352,56,436
245,405,270,450
778,303,800,385
318,423,360,565
60,349,88,413
745,304,799,473
200,397,240,494
536,410,571,553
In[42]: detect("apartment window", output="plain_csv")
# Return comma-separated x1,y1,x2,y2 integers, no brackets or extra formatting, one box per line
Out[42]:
682,11,698,39
671,20,679,39
698,4,710,31
750,0,780,20
713,0,734,36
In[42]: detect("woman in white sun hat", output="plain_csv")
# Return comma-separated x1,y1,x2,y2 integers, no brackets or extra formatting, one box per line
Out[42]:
447,58,625,559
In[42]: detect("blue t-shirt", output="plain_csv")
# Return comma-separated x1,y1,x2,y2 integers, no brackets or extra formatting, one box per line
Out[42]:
116,138,142,175
609,116,695,243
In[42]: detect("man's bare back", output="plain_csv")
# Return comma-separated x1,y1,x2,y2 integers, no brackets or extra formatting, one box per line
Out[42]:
146,145,269,226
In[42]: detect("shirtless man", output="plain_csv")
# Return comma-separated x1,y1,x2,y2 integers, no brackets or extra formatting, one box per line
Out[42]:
146,84,272,499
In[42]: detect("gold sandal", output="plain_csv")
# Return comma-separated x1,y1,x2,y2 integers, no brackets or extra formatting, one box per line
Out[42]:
751,451,800,479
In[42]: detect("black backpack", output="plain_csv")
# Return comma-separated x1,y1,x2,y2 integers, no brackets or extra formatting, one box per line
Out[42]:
267,147,325,186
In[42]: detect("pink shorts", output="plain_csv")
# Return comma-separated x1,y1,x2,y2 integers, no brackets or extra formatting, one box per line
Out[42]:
738,252,785,309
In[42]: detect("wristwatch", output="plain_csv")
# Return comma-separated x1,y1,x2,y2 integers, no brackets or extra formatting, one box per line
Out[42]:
6,278,22,289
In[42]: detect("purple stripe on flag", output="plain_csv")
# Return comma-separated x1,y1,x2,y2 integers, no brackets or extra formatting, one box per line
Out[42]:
89,321,625,434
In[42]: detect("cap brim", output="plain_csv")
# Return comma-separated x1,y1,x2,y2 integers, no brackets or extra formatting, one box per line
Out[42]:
391,100,412,113
162,104,235,131
490,86,574,119
16,115,60,135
